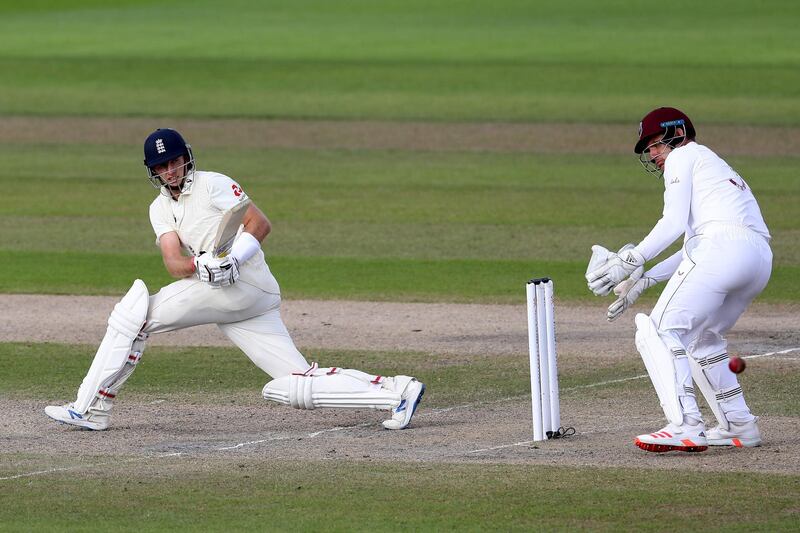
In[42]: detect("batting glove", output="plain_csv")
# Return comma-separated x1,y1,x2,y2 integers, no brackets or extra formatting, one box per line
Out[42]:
210,256,240,287
195,254,240,287
195,253,215,284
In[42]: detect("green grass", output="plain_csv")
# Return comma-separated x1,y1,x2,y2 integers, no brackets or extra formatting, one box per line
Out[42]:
1,460,798,531
0,341,599,406
0,0,798,123
3,340,797,531
2,1,799,529
5,251,800,303
1,145,798,301
3,342,796,416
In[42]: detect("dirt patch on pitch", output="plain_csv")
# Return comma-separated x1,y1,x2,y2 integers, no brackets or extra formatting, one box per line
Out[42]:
3,295,799,359
2,296,800,478
4,398,800,477
1,116,798,156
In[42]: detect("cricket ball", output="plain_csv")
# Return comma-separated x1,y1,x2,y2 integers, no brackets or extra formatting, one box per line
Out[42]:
729,356,746,374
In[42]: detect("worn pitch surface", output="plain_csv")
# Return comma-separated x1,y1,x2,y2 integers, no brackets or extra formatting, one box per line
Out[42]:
3,296,799,479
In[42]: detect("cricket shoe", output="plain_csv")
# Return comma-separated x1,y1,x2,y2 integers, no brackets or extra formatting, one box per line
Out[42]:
44,403,109,431
634,420,708,453
706,418,762,447
382,377,425,430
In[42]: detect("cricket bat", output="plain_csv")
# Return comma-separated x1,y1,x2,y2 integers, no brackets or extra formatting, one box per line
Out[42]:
212,198,251,258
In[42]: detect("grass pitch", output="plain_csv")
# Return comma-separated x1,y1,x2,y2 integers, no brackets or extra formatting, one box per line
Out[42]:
2,341,799,530
1,144,798,301
0,0,799,123
1,0,799,530
2,461,798,531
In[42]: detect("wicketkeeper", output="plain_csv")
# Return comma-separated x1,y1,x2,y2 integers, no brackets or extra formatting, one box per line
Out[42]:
45,128,425,431
585,107,771,452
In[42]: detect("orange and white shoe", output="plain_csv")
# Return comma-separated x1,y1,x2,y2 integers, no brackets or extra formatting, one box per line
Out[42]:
634,421,708,453
706,418,762,447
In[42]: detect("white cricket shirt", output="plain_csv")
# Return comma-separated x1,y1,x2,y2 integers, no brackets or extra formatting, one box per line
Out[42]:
635,142,771,261
149,170,280,294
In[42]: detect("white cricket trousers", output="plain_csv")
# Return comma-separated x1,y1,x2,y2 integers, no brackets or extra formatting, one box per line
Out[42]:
650,224,772,422
142,277,310,378
650,224,772,357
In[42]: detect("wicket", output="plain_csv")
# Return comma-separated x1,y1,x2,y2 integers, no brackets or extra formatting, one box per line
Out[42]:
526,277,561,441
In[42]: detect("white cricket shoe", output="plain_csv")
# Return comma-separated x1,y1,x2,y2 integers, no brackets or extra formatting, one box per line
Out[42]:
634,420,708,453
44,403,109,431
706,418,762,447
382,377,425,430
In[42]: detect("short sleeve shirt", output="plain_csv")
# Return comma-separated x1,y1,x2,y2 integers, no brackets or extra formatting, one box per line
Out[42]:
149,171,250,256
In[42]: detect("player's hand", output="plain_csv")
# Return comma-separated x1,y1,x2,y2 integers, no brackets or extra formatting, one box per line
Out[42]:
607,276,656,322
210,256,240,287
195,254,240,287
586,244,645,296
585,245,614,295
195,253,215,284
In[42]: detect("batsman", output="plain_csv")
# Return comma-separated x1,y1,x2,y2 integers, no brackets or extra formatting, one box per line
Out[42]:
45,128,425,431
585,107,771,453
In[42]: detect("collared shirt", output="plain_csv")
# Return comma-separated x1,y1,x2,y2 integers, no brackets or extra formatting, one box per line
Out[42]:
149,170,249,256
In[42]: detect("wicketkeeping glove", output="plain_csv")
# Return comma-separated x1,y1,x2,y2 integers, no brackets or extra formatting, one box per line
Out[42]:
585,244,614,296
586,243,645,296
607,276,656,322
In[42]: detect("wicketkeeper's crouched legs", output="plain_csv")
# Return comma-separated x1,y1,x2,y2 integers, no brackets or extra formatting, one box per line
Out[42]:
45,280,150,430
632,313,708,453
263,364,425,430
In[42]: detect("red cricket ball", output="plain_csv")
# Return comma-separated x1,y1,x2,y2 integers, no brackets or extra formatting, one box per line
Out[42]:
729,356,746,374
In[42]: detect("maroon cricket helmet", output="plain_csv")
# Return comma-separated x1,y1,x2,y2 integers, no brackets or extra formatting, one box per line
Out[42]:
634,107,696,154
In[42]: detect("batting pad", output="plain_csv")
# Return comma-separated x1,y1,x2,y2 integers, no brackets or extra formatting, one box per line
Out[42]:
263,365,401,410
74,280,149,413
689,352,744,431
634,313,684,426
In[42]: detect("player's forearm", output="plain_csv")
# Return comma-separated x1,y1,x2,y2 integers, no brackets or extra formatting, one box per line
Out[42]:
227,205,270,265
162,255,197,279
242,206,270,242
643,250,682,282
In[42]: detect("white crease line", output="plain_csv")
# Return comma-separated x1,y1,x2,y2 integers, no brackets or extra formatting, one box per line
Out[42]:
743,347,800,360
306,422,372,438
4,347,799,480
560,347,800,393
430,348,800,414
218,436,287,450
469,441,536,453
219,423,374,450
564,374,647,391
464,347,800,455
466,418,665,454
